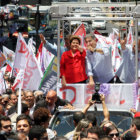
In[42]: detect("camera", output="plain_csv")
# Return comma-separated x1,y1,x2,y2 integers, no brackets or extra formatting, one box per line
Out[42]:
92,82,101,103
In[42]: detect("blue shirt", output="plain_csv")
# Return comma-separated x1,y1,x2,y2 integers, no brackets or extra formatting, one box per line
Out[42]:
44,41,68,57
86,44,115,83
116,45,136,83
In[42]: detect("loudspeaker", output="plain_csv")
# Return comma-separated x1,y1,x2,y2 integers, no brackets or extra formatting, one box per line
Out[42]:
19,0,52,5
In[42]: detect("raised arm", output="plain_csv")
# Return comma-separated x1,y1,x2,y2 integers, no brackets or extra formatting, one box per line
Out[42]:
100,94,110,121
39,34,58,56
82,99,95,114
120,38,127,50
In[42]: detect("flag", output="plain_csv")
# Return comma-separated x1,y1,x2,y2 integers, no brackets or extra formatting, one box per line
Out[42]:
95,34,122,72
127,26,133,46
73,23,86,47
112,28,119,36
13,33,30,76
3,46,15,73
95,34,112,48
36,42,54,73
11,69,24,91
39,57,57,93
112,39,122,72
94,29,101,42
13,33,30,70
0,71,6,95
3,46,15,65
22,38,43,90
0,51,6,69
17,70,24,115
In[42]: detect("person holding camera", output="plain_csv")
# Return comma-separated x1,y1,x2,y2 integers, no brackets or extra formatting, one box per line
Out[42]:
85,34,115,87
82,93,109,125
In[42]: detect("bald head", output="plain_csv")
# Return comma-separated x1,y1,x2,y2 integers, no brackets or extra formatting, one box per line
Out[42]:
46,90,57,106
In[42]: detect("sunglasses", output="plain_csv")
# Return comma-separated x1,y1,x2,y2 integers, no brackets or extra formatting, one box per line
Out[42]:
109,133,119,137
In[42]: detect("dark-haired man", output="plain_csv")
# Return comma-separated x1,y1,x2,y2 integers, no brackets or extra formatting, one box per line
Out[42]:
0,116,13,136
28,125,48,140
16,114,32,135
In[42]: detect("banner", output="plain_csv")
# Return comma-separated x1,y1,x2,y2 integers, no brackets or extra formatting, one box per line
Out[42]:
57,83,138,110
39,57,57,93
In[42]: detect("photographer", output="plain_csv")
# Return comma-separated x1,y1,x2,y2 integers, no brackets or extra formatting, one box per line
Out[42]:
82,94,109,125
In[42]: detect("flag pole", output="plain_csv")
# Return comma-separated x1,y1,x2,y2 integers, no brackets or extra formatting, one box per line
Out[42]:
17,70,24,115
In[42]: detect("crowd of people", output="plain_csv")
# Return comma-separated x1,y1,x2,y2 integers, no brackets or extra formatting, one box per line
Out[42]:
0,20,140,139
0,83,140,140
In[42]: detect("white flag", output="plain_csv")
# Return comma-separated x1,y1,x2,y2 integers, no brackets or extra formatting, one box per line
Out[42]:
13,33,30,75
0,71,6,95
3,46,15,65
127,26,133,46
11,69,24,91
22,38,43,90
112,39,122,72
95,34,113,48
36,42,54,73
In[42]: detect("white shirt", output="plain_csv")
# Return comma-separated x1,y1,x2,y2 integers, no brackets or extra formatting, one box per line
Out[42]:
136,136,140,140
29,104,35,119
86,44,114,83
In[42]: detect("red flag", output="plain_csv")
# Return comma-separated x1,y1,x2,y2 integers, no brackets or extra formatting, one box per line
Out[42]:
94,29,101,42
5,64,12,72
73,24,86,47
36,42,43,59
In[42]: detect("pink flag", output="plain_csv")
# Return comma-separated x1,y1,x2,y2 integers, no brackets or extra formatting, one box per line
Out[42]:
73,23,86,47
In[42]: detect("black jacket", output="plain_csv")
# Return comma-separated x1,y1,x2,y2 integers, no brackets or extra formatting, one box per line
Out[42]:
35,96,70,114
